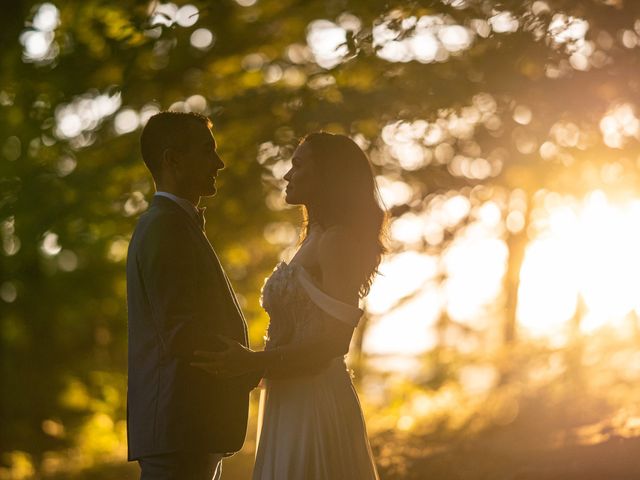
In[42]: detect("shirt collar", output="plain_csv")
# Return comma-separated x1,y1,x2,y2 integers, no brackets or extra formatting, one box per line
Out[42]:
154,191,201,219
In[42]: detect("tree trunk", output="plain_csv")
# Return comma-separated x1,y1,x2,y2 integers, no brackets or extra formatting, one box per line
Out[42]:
502,194,532,345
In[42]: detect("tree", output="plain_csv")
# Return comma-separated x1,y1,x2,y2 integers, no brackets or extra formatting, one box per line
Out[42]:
3,0,640,477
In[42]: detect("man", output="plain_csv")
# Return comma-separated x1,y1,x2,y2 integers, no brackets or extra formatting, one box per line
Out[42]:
126,111,259,479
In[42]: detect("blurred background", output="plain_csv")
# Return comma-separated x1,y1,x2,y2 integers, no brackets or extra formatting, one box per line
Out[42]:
3,0,640,478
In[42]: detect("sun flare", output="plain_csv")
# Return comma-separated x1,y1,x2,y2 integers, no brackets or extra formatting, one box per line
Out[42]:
519,190,640,340
365,190,640,355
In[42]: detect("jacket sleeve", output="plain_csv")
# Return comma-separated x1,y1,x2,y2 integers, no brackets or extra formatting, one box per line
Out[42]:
239,369,264,391
138,213,222,361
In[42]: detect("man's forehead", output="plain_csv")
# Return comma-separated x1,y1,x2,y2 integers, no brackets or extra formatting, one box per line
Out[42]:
193,126,216,147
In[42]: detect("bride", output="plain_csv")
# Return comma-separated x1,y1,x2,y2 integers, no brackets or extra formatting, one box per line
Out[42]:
192,132,386,479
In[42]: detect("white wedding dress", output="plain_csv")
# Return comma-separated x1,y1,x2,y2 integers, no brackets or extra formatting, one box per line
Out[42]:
252,261,379,480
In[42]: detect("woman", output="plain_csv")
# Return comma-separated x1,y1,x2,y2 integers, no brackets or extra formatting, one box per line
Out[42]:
192,132,386,479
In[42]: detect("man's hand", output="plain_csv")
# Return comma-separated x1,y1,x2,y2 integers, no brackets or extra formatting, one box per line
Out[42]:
191,335,257,378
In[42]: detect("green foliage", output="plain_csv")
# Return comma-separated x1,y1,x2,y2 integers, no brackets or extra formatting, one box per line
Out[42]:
3,0,640,477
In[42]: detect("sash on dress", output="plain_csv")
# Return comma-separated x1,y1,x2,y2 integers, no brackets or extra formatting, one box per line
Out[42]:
293,264,363,328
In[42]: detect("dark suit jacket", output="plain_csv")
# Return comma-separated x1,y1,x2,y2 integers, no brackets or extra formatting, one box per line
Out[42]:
126,195,260,461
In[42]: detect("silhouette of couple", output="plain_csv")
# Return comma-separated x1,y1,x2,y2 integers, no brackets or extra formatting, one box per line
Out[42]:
127,111,385,479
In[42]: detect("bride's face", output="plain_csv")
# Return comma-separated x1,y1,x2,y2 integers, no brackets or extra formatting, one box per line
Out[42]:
283,142,319,206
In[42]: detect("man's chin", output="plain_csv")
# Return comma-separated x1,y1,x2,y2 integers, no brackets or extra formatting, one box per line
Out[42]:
200,185,217,197
200,182,218,197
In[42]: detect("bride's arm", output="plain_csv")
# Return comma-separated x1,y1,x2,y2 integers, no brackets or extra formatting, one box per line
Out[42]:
192,227,362,378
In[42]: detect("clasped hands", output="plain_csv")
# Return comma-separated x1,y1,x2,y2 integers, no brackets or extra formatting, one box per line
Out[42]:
190,335,257,378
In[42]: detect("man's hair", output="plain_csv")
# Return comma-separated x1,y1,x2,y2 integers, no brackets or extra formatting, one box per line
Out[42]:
140,111,213,179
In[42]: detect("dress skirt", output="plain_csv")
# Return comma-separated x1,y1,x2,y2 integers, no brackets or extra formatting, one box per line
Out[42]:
253,358,379,480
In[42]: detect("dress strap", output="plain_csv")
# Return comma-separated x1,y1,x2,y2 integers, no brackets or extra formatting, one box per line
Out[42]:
293,264,363,327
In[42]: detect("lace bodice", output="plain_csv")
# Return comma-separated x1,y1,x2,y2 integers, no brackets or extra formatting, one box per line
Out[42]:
260,261,363,351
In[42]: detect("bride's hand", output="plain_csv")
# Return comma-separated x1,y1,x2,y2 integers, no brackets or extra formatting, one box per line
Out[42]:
191,335,256,378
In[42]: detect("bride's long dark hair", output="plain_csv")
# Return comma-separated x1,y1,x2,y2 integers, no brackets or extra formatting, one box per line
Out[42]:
297,132,388,297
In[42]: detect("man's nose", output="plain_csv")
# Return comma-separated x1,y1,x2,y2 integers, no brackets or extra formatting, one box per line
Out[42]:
213,153,224,170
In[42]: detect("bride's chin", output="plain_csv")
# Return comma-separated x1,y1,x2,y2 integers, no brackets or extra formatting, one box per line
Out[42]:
284,192,296,205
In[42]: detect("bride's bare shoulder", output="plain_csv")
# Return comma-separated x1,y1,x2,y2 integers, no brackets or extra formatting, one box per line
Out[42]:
317,226,362,294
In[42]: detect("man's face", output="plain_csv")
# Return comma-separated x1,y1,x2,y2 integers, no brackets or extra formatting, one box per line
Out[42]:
174,124,225,198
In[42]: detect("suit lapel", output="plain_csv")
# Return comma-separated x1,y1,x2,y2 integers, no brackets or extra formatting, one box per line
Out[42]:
151,195,217,262
207,242,249,341
151,196,249,343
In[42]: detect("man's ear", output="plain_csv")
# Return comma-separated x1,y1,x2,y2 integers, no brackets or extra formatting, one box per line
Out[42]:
162,148,180,170
162,148,174,165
